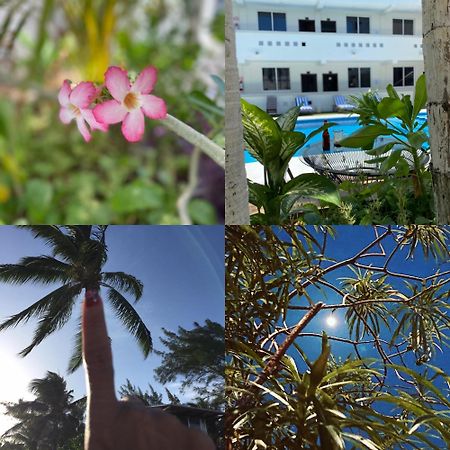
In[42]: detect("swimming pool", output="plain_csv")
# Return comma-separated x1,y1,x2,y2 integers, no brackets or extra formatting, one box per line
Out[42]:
244,112,428,164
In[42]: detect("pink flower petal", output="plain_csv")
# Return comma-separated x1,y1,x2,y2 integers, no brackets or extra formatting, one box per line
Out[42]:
76,117,91,142
82,109,108,132
59,107,74,124
70,82,97,109
141,95,167,120
105,66,130,102
121,109,145,142
132,66,157,94
93,100,127,125
58,80,71,107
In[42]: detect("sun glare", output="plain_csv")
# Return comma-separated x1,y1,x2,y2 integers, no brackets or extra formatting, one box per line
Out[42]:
325,315,338,328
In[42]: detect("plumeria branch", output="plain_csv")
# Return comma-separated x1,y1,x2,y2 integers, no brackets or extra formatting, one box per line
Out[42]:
162,114,224,168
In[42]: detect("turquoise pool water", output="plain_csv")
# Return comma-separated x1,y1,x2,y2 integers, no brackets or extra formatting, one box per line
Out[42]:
244,112,428,163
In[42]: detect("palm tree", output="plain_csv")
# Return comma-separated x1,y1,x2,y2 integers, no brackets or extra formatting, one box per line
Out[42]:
0,371,85,450
0,225,152,372
225,0,250,224
422,0,450,223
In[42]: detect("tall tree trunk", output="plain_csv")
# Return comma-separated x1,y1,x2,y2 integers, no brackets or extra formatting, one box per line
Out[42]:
225,0,250,224
422,0,450,223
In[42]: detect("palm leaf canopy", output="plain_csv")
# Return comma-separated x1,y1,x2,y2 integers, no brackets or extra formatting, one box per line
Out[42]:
0,225,151,372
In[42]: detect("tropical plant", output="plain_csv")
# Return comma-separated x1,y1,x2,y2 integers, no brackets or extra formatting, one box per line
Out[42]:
422,0,450,224
0,371,85,450
0,225,151,372
226,225,450,449
241,101,341,224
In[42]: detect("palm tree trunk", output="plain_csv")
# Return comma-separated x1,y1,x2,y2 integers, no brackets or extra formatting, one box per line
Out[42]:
422,0,450,223
225,0,250,224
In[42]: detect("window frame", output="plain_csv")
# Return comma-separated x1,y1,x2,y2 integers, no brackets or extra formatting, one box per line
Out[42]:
298,19,316,32
323,73,339,92
301,73,318,92
258,11,286,31
321,20,337,33
262,67,291,91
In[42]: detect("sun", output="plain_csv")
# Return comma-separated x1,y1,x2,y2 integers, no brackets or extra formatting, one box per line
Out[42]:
325,315,338,328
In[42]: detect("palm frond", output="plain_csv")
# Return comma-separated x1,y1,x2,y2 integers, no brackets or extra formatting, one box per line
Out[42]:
103,285,152,357
0,283,81,332
67,318,82,374
102,272,143,301
20,226,78,263
18,284,82,357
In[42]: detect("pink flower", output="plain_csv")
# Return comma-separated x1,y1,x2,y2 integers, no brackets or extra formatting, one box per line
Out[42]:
58,80,107,142
93,66,167,142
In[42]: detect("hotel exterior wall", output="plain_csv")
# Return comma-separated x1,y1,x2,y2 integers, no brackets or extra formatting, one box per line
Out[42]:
236,31,423,64
233,4,422,36
240,60,424,113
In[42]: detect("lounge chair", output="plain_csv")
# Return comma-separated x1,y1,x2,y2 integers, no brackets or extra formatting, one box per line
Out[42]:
334,95,356,112
266,95,277,115
295,96,315,114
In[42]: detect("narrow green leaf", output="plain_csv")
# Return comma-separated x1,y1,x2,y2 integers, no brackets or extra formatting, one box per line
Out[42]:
413,73,427,121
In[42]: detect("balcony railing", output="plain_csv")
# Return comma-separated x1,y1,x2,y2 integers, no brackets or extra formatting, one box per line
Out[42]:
236,30,423,63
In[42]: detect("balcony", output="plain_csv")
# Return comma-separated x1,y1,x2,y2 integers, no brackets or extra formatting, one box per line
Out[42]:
236,30,423,64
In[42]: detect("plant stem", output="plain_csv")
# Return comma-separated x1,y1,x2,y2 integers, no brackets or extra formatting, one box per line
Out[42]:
161,114,224,168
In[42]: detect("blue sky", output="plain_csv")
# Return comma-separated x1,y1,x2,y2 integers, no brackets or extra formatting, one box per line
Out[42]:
0,226,224,434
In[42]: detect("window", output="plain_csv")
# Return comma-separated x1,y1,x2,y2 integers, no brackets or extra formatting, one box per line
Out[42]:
393,67,414,86
258,11,286,31
299,19,315,32
348,67,371,88
262,68,290,90
321,20,336,32
301,74,318,92
347,16,370,33
258,12,272,31
323,73,338,91
393,19,414,35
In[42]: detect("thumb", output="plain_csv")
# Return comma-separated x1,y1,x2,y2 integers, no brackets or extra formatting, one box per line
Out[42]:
82,289,117,411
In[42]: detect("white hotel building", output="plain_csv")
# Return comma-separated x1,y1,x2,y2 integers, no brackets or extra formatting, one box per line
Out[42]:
233,0,424,113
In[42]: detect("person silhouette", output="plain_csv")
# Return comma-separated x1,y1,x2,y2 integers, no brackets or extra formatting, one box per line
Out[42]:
82,289,216,450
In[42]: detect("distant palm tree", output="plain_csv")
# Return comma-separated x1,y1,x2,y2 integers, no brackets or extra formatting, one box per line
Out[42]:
0,225,152,372
0,371,85,450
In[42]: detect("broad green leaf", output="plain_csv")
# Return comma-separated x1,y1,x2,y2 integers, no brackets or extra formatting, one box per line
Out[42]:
276,106,301,131
241,99,282,164
377,97,406,119
386,84,400,99
110,181,165,214
413,73,427,121
24,179,53,223
401,94,413,128
381,149,402,172
365,142,395,156
339,125,395,149
247,181,271,209
308,332,330,392
396,157,410,177
188,199,217,224
279,130,306,177
407,131,428,149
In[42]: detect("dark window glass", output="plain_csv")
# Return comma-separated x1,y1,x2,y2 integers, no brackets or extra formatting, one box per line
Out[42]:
359,17,370,33
348,68,359,88
258,12,272,30
393,19,403,34
347,16,358,33
277,68,291,90
404,67,414,86
404,20,413,35
321,20,336,32
323,73,338,91
301,74,318,92
360,68,371,87
273,13,287,31
299,19,315,32
393,67,403,86
262,68,276,90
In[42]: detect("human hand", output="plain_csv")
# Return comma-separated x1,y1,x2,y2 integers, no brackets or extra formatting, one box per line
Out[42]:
82,289,216,450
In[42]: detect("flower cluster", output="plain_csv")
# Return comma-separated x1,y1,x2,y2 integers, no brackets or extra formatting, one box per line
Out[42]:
58,66,167,143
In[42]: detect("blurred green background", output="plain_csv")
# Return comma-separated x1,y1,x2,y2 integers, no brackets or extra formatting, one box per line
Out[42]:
0,0,224,224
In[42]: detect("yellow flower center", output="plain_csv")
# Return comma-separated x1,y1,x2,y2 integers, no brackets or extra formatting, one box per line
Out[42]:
69,104,81,116
124,92,140,110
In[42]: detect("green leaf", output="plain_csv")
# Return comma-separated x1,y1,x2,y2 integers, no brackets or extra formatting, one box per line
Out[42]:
241,99,282,164
413,73,427,121
339,125,394,149
279,130,306,172
188,199,217,224
386,84,400,99
377,97,406,119
308,332,331,392
248,181,272,209
276,106,301,131
407,131,428,149
110,181,165,214
342,432,382,450
381,149,402,172
365,142,395,156
305,122,337,145
24,179,53,223
187,91,224,117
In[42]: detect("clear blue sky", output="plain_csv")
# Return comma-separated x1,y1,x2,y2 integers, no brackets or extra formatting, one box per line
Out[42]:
0,226,224,434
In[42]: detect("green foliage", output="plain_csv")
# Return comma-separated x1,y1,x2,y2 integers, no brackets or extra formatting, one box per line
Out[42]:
241,100,340,223
226,225,450,449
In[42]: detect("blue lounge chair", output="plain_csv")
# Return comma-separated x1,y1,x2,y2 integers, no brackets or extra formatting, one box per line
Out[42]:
295,96,315,114
334,95,356,112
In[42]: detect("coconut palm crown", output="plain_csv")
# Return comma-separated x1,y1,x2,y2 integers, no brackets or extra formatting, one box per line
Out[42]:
0,225,152,372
